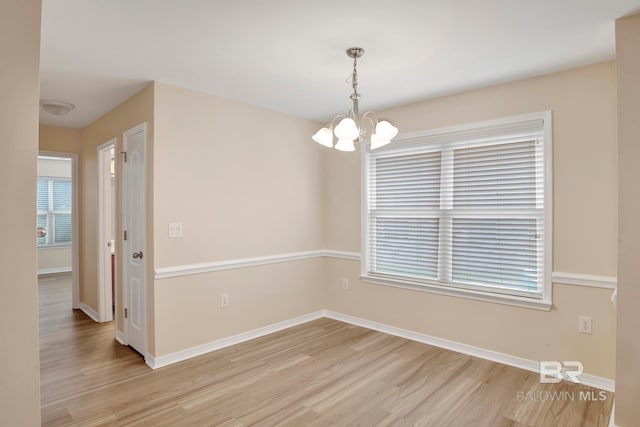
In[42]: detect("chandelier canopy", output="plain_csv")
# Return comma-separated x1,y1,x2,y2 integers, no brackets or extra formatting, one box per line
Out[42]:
312,47,398,152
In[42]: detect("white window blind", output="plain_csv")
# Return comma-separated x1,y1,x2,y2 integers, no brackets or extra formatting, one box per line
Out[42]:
37,177,72,246
364,113,551,305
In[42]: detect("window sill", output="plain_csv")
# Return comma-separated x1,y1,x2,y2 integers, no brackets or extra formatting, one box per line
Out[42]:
360,274,552,311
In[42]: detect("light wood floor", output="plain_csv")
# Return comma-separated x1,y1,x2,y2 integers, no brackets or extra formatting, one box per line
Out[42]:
39,274,613,426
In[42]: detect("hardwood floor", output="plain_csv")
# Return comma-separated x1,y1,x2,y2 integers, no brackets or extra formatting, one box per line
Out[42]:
39,274,613,426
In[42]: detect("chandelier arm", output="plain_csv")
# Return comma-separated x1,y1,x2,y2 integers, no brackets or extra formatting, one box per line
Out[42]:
362,115,377,136
362,111,379,136
362,111,379,124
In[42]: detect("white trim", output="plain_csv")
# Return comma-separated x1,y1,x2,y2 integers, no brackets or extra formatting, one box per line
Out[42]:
324,310,615,392
115,329,126,345
543,111,554,306
323,250,361,261
146,311,325,369
145,354,157,369
154,250,360,279
142,308,614,393
154,250,322,279
97,139,116,323
39,151,80,309
376,111,555,148
37,267,72,275
361,274,552,311
79,302,100,323
578,373,616,395
609,400,616,427
361,143,368,279
153,249,616,294
552,272,617,289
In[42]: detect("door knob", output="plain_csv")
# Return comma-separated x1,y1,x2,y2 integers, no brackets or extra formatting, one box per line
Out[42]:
132,251,143,259
37,226,47,238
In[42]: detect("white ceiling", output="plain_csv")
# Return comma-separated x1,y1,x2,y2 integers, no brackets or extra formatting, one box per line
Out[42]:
40,0,640,129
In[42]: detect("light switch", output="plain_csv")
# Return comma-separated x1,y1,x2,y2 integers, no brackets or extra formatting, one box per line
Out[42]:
168,222,183,238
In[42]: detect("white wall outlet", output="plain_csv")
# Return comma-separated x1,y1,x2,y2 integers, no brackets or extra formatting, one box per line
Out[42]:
579,315,592,334
168,222,183,238
342,278,349,290
220,293,229,308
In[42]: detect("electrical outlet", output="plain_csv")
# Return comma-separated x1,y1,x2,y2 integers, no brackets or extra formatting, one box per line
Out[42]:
220,293,229,308
579,316,592,334
342,278,349,290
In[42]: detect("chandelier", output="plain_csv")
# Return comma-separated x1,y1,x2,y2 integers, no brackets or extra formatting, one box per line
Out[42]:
312,47,398,152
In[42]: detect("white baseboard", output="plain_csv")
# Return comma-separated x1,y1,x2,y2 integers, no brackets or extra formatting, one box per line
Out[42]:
323,310,615,392
147,310,326,369
143,308,615,393
38,267,72,275
609,400,616,427
115,330,125,345
79,302,100,323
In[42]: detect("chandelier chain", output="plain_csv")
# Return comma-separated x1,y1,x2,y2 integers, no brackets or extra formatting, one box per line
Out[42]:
351,56,359,100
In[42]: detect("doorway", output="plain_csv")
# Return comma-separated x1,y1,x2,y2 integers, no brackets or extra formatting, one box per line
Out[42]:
37,152,79,309
98,140,116,322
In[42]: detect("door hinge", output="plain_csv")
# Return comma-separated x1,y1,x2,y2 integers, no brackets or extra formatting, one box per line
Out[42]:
124,308,128,318
121,151,127,163
124,230,127,241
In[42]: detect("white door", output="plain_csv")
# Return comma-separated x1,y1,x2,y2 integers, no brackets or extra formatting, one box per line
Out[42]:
97,140,116,323
123,123,147,356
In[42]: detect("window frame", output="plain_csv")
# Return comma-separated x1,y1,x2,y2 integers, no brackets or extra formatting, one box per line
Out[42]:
37,176,72,248
361,111,553,311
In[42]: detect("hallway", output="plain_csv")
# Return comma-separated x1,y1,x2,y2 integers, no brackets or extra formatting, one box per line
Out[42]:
39,273,146,425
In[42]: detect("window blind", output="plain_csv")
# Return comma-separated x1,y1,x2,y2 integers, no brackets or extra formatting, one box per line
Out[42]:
365,116,548,300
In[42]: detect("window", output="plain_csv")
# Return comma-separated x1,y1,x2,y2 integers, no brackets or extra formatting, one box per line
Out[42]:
37,177,72,247
363,112,552,310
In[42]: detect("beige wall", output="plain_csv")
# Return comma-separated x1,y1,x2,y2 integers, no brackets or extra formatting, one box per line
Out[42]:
39,125,83,154
324,62,618,379
82,84,154,337
37,157,73,272
38,247,71,273
152,83,325,356
0,0,42,424
155,260,325,355
615,13,640,427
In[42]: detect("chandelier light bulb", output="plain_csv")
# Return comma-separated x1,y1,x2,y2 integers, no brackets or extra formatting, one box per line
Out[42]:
334,118,360,140
335,139,356,152
375,121,399,140
312,127,334,148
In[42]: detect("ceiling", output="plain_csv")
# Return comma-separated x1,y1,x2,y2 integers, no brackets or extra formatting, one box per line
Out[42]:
40,0,640,129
